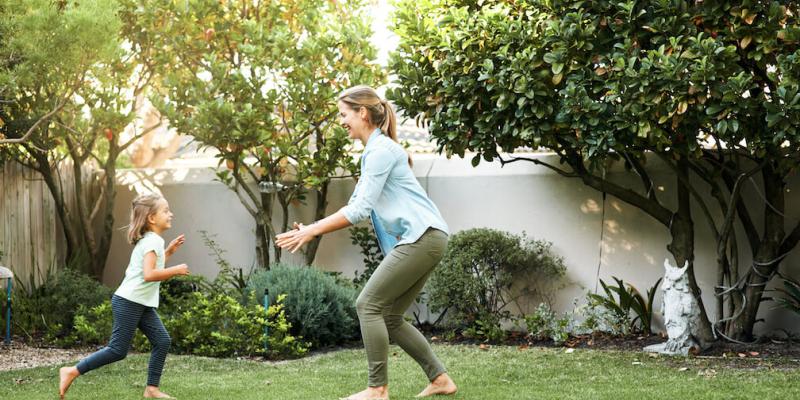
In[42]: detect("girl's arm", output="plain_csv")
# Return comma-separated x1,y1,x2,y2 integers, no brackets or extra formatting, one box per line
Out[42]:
142,251,190,282
165,234,186,262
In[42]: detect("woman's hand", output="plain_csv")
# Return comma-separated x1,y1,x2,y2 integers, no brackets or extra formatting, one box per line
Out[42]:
275,222,316,253
166,234,186,257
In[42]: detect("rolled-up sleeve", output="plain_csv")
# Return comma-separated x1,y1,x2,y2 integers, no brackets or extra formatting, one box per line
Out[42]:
341,148,394,224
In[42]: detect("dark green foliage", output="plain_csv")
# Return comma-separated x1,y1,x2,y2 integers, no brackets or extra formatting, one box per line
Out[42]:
389,0,800,341
247,264,360,348
13,267,112,341
63,301,114,347
158,275,209,309
349,225,383,286
68,292,308,359
428,228,566,339
161,292,308,358
773,275,800,315
462,314,507,342
587,276,661,334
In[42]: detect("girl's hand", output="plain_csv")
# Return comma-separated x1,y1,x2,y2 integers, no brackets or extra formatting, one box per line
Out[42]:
172,263,190,276
166,234,186,256
276,222,316,253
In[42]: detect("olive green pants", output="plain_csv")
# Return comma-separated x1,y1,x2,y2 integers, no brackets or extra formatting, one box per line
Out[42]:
356,228,448,387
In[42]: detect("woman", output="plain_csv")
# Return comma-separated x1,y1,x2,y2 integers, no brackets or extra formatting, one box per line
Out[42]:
275,86,457,400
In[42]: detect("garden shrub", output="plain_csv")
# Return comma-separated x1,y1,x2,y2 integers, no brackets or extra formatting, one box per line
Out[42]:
428,228,566,340
575,295,632,336
13,267,112,341
247,263,360,348
69,291,308,359
586,277,661,334
524,303,570,344
64,301,115,347
462,313,507,342
165,292,308,358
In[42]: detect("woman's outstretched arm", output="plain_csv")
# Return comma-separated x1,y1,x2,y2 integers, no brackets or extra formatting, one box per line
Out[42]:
275,211,352,253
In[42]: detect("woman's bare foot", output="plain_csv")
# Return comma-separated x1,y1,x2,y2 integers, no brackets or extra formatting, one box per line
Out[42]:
143,385,175,399
415,373,457,397
59,366,80,399
339,385,389,400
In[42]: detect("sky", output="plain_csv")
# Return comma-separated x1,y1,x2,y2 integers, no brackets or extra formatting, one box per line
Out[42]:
368,0,400,68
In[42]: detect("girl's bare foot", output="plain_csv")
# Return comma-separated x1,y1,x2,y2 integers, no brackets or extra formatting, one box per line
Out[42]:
339,385,389,400
415,373,457,397
143,385,175,399
59,366,80,399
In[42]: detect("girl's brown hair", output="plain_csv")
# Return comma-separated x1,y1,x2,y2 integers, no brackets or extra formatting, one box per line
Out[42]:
127,193,163,245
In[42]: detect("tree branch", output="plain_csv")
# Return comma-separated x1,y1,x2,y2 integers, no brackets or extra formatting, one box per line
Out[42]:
497,154,579,177
231,161,261,218
0,98,69,151
623,151,658,202
119,119,164,152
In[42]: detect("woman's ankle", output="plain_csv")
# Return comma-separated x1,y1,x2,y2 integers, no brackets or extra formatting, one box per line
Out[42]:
369,385,388,393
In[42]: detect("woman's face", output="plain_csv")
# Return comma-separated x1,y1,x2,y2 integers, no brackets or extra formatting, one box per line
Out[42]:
338,101,370,140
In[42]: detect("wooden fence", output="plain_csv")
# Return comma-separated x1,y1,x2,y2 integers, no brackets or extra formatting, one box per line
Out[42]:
0,161,100,288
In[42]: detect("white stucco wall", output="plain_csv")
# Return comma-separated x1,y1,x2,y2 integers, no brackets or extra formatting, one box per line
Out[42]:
102,153,800,336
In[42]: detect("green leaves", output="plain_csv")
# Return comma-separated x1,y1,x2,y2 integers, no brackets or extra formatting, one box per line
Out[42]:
428,228,567,331
773,276,800,315
126,0,383,249
587,276,662,335
389,0,800,184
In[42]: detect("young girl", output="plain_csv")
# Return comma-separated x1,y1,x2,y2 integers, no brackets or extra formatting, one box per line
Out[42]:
276,85,457,400
59,193,190,399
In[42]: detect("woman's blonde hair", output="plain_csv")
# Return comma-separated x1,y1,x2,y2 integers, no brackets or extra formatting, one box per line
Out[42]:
338,85,412,165
127,193,163,245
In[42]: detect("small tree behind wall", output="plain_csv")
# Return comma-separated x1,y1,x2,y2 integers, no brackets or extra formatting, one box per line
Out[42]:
125,0,385,268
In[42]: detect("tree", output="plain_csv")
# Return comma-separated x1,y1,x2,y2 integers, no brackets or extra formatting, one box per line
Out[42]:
389,0,800,341
0,0,143,279
687,1,800,340
124,0,384,268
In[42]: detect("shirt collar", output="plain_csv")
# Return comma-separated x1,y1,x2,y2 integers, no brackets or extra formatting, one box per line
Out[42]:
365,128,382,149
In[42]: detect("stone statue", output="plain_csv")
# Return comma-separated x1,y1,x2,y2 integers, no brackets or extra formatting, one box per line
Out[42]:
644,259,711,355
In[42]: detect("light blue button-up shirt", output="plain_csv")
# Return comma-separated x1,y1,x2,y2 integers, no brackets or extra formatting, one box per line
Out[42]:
341,129,449,255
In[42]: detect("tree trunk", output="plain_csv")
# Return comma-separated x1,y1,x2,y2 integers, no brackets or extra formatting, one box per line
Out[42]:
69,149,98,276
255,218,271,270
725,165,785,341
262,190,282,265
31,154,83,267
92,158,117,281
303,182,329,266
667,158,715,346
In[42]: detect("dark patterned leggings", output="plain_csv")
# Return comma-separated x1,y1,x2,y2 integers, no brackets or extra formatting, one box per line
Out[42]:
76,294,171,387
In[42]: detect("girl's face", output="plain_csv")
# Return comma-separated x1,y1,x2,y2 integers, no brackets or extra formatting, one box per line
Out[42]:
147,198,173,233
338,101,371,141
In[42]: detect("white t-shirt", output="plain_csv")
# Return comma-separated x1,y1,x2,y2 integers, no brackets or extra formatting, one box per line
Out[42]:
115,231,165,307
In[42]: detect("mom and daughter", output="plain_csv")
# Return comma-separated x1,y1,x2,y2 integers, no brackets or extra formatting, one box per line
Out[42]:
58,86,457,400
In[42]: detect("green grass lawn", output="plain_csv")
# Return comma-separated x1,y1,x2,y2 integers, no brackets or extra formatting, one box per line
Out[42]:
3,344,799,399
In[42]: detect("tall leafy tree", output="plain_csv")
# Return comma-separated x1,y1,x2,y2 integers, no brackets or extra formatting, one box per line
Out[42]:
389,0,800,341
689,1,800,340
0,0,146,279
125,0,384,268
